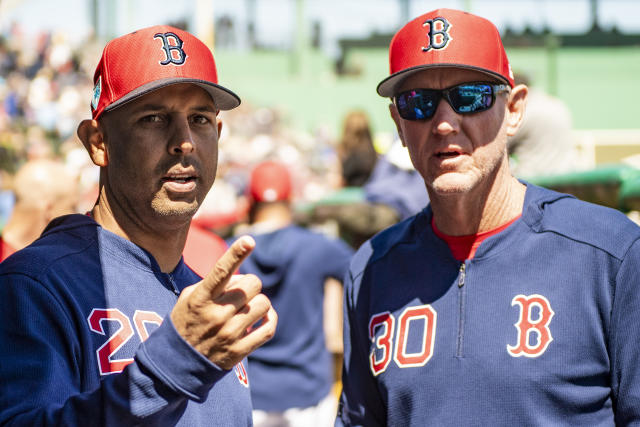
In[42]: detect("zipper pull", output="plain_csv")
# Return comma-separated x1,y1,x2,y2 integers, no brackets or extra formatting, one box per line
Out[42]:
458,263,466,288
167,274,180,296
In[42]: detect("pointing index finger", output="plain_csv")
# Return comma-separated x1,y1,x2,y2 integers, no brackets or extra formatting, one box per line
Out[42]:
200,235,255,299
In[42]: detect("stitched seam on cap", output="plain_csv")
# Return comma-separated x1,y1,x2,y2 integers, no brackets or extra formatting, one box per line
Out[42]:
103,40,116,103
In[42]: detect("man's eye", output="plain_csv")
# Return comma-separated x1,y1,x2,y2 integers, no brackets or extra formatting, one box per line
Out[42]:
192,115,210,124
140,114,163,123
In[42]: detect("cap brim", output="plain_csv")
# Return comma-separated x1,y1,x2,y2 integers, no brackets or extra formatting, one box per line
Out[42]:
103,77,241,114
377,64,511,98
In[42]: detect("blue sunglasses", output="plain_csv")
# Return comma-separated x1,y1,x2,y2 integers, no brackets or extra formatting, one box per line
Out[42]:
394,82,510,121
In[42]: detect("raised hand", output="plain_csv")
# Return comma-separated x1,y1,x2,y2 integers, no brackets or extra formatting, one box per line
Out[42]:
171,235,277,370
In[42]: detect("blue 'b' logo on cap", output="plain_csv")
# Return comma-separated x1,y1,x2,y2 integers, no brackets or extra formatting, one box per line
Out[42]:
422,17,452,52
154,32,187,65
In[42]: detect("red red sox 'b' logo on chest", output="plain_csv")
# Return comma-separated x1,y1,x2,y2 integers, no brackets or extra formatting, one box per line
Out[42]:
507,294,554,358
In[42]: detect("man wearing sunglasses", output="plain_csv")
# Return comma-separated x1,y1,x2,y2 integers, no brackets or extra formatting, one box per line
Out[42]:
338,8,640,426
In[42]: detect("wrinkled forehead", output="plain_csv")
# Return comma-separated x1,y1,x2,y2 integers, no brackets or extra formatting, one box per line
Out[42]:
395,67,505,94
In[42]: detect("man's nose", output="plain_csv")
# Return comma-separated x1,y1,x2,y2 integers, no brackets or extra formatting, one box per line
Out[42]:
431,98,460,136
169,118,195,155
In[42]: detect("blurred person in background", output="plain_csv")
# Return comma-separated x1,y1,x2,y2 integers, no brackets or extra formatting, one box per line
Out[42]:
339,110,428,222
301,110,428,249
363,135,429,223
329,110,399,248
230,160,353,427
337,110,378,188
0,158,78,259
507,71,576,179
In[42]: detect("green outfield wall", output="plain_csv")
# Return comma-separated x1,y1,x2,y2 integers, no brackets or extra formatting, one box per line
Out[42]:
215,46,640,138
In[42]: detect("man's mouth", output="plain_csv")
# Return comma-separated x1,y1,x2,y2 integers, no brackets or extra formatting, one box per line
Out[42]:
162,171,198,192
436,150,461,158
162,175,197,183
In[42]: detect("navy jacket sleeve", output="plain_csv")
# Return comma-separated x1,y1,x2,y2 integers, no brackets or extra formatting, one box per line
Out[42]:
0,273,228,426
610,238,640,424
336,263,386,426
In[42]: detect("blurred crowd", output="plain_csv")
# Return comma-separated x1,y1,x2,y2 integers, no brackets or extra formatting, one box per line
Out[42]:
0,24,101,223
0,24,419,251
1,21,590,254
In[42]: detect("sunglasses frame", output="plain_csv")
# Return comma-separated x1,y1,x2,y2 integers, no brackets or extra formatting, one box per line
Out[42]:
394,82,511,121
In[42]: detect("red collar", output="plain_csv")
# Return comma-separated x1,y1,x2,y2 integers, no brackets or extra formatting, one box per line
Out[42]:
431,215,521,261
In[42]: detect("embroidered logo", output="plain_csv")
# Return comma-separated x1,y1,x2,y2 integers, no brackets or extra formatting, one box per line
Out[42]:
234,361,249,387
422,17,453,52
368,304,437,375
87,308,162,376
91,76,102,111
507,294,554,358
153,32,187,65
369,311,395,376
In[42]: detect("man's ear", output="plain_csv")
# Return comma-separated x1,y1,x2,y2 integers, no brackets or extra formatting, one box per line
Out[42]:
77,119,108,167
389,103,407,147
505,84,528,137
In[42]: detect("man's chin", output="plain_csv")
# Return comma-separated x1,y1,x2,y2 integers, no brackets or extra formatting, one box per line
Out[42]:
151,200,200,220
429,174,476,196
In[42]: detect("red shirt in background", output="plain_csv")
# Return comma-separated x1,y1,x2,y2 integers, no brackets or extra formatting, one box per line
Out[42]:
182,225,228,277
0,236,16,261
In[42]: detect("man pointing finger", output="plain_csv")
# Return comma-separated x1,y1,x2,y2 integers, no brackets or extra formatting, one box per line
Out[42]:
0,25,276,426
173,236,277,370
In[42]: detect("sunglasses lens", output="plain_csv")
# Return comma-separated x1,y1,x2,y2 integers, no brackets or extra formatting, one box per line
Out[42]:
449,84,494,114
396,84,501,120
396,90,438,120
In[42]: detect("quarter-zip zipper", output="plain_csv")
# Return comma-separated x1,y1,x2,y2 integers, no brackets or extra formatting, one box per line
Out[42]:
456,262,467,357
458,262,466,288
167,274,180,296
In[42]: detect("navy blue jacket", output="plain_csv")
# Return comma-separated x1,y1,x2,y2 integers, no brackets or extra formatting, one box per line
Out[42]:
338,184,640,426
0,214,252,426
231,225,353,411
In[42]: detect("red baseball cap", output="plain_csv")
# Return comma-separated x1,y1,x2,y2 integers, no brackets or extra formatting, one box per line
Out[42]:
248,161,292,203
377,8,514,97
90,25,240,119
